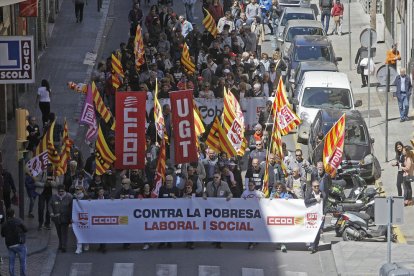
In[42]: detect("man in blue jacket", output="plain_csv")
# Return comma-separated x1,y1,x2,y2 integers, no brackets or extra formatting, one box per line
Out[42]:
393,68,412,122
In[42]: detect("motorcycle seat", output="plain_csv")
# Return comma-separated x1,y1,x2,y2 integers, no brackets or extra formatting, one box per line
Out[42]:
348,211,371,222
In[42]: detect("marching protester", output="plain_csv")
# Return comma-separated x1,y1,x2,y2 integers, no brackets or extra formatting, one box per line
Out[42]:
1,209,28,276
305,180,325,253
49,184,73,253
270,182,292,252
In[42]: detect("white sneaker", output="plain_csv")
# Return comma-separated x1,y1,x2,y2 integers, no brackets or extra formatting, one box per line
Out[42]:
83,244,89,251
142,244,150,250
75,248,82,254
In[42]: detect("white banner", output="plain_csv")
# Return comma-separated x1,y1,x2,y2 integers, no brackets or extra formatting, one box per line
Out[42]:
148,98,273,131
72,198,323,243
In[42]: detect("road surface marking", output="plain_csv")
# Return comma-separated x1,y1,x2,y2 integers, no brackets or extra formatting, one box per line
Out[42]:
285,272,308,276
156,264,177,276
242,267,264,276
199,265,220,276
69,263,92,276
112,263,134,276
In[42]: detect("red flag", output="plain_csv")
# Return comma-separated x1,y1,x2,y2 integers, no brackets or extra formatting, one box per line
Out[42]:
170,90,198,164
115,92,147,169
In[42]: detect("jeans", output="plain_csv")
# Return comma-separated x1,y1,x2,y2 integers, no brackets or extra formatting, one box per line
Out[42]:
8,244,27,276
397,171,404,197
184,4,194,23
321,10,331,34
404,179,412,201
397,93,410,119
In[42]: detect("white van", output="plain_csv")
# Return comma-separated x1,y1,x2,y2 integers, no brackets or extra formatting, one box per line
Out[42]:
293,71,362,144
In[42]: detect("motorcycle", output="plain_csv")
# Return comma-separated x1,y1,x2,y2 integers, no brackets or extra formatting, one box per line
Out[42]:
334,188,397,242
326,168,370,214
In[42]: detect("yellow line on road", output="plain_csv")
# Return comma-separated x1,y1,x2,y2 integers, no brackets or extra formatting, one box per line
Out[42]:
375,179,407,244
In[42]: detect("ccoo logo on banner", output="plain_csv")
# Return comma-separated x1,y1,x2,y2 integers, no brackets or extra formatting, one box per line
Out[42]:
115,92,147,169
0,36,35,84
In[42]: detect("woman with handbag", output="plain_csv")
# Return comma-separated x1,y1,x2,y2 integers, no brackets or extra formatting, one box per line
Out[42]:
330,0,344,35
401,146,414,206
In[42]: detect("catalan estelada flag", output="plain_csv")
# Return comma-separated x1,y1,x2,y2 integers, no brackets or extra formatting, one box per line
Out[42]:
92,81,113,124
95,125,116,175
323,114,346,177
202,8,218,38
134,25,145,70
56,119,73,176
111,54,124,89
180,43,195,75
274,77,301,135
151,137,166,197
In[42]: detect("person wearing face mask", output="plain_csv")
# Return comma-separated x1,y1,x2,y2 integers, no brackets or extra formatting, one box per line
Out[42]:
393,68,412,122
49,185,73,253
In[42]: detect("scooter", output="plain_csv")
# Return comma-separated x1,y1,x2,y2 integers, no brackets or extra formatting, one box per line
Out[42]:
335,192,397,242
326,168,370,213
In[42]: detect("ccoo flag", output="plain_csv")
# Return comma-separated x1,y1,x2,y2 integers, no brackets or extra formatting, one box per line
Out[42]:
323,114,346,177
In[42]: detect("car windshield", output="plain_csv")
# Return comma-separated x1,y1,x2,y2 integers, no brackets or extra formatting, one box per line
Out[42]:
295,46,331,61
302,87,352,109
281,13,315,26
286,27,324,42
322,121,368,145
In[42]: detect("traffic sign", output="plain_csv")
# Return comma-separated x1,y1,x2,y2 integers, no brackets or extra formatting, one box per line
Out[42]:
0,36,35,84
360,28,377,48
376,65,398,86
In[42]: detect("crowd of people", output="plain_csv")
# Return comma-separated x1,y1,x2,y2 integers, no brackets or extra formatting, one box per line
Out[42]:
16,0,337,259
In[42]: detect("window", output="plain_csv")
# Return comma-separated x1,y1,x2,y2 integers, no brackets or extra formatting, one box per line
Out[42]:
295,46,331,61
302,87,352,109
281,13,315,26
286,27,324,42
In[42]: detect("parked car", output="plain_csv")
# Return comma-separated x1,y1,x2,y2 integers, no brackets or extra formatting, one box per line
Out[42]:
288,60,338,100
275,7,316,50
292,71,362,143
283,35,342,85
307,109,380,181
279,0,311,8
279,20,325,58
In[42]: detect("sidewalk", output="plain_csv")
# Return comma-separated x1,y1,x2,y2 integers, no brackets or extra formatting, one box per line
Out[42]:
0,0,112,274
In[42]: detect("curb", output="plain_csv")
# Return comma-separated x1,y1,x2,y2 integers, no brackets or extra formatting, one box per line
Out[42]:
374,179,407,244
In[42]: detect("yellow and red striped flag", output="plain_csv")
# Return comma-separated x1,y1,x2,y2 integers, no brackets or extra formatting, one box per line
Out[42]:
237,137,247,157
202,8,218,38
154,79,167,142
274,77,301,135
222,87,245,155
134,25,145,70
193,102,205,148
95,125,116,175
323,114,346,177
151,137,166,197
35,120,60,168
92,81,113,124
205,116,237,157
56,120,73,176
111,54,124,89
262,154,270,197
180,43,195,75
205,116,221,153
270,114,287,174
